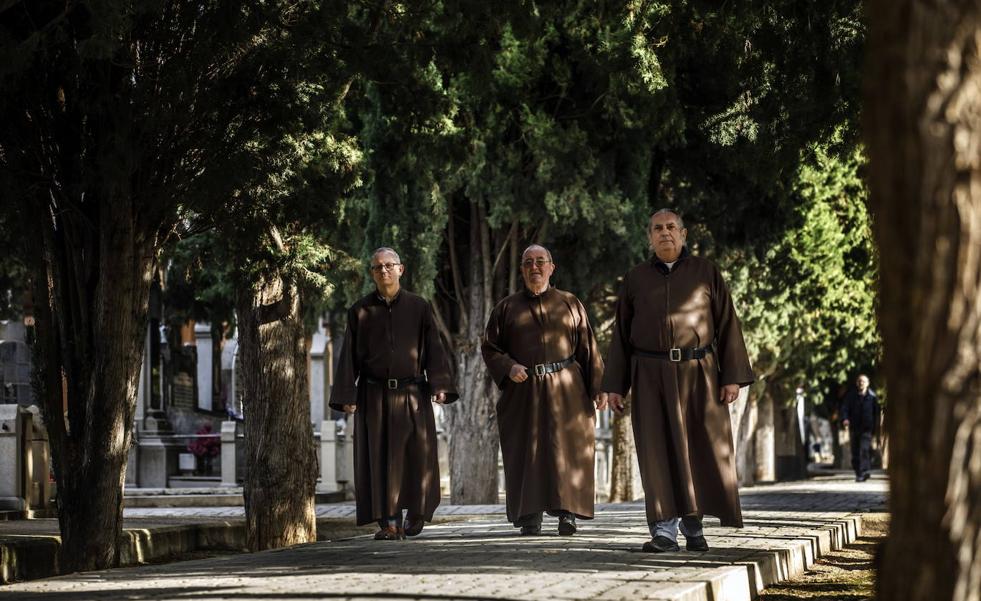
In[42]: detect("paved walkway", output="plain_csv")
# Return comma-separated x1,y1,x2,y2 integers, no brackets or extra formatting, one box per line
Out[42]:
3,474,887,601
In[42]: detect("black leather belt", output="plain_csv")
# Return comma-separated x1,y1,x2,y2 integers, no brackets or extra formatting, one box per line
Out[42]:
633,346,713,362
363,375,428,390
526,356,575,377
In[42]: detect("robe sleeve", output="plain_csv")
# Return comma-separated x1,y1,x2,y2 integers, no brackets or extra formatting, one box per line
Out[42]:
601,276,633,396
573,297,604,399
481,299,517,390
423,303,459,403
711,266,755,387
328,307,360,411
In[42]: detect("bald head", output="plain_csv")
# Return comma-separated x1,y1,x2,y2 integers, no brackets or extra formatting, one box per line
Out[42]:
856,374,869,393
520,244,554,295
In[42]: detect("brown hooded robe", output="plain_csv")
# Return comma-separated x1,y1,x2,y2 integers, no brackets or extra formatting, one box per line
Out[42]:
482,287,604,523
329,290,458,526
602,249,754,527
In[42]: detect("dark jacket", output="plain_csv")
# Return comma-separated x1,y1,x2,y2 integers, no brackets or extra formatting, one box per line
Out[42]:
841,388,880,434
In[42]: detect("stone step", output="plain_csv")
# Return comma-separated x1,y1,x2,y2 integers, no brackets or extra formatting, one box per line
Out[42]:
124,486,243,496
0,516,374,585
166,476,224,488
121,489,347,508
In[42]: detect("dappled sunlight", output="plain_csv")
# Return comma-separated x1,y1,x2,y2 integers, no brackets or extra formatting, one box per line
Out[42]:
4,499,882,601
9,477,887,600
628,280,719,350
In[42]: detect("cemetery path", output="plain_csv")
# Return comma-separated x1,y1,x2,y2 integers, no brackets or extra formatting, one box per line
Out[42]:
2,474,886,601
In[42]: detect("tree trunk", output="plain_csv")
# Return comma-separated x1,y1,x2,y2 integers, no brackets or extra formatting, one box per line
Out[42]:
730,387,758,487
446,344,500,504
446,200,500,504
236,274,317,550
754,391,776,482
609,397,638,502
865,5,981,600
25,198,155,572
774,399,808,481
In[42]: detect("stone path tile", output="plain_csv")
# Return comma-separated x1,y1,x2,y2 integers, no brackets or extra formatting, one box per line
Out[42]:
9,474,887,600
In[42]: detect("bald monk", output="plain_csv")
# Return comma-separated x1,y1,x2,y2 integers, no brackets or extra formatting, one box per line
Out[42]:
482,245,605,535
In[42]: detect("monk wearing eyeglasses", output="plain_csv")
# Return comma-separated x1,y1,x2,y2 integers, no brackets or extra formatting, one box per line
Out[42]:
329,247,458,540
481,245,605,536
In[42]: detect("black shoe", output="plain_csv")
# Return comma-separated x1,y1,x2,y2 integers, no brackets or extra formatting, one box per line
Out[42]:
860,472,871,482
403,516,424,537
519,524,541,535
685,535,709,552
558,514,577,536
642,535,680,553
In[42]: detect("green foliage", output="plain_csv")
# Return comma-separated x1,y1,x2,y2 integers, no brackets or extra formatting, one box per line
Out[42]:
162,232,237,333
347,0,870,364
720,140,879,405
0,0,877,398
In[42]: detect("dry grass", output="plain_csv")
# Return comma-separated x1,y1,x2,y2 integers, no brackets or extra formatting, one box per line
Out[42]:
759,513,889,600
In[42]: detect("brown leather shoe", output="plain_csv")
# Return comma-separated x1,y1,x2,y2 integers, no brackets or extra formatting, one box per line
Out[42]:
403,516,425,537
374,525,404,540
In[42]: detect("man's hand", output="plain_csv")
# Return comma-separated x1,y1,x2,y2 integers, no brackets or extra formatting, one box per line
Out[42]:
594,392,608,411
720,384,739,404
509,364,529,383
607,392,625,414
433,392,447,404
342,404,357,414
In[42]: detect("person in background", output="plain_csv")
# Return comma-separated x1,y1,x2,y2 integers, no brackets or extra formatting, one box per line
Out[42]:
841,374,880,482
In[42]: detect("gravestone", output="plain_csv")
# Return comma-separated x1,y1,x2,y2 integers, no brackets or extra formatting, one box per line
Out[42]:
0,404,31,512
309,319,330,429
194,323,213,411
0,320,34,406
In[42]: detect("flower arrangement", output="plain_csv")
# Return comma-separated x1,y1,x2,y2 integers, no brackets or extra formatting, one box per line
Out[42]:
187,423,220,459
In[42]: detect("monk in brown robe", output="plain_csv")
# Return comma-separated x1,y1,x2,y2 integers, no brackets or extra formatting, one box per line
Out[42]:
601,210,754,553
329,247,458,540
482,245,605,536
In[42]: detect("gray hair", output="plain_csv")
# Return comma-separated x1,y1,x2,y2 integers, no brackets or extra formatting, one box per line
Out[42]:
371,247,401,263
649,209,685,230
521,244,553,262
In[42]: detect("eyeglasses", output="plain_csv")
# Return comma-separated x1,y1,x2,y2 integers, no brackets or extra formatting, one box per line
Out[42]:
521,258,552,269
370,262,401,273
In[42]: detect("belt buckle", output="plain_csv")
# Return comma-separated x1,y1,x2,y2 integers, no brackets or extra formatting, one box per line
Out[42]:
669,348,682,362
534,364,547,376
387,379,398,390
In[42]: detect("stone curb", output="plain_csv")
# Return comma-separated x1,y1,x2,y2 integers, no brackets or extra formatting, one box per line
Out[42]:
656,513,864,601
0,521,247,585
1,511,868,598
